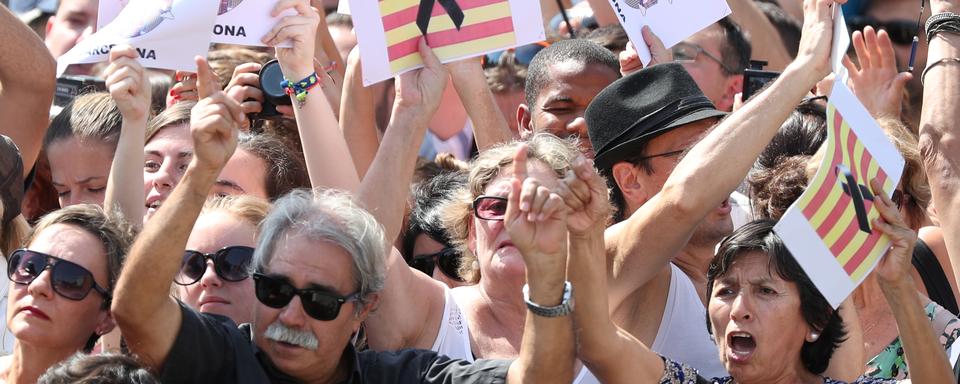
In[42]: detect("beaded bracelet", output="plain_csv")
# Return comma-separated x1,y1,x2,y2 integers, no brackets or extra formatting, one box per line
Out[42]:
921,57,960,86
281,72,320,106
926,12,960,42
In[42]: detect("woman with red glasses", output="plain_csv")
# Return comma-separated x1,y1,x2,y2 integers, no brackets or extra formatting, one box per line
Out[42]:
175,195,270,325
0,204,133,383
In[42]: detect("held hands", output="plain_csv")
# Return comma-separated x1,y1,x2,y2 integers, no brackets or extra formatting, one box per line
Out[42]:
395,39,448,118
843,27,912,120
105,45,151,122
189,56,242,174
263,0,319,80
556,156,611,235
869,179,918,289
504,145,568,275
793,0,848,84
619,26,671,76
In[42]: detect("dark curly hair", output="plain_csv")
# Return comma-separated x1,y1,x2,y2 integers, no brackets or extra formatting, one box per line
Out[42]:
38,353,157,384
706,220,846,374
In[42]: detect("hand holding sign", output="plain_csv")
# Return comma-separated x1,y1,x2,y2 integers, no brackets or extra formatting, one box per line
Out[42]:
105,45,152,122
190,56,242,174
395,39,448,117
619,26,670,76
793,0,848,85
869,178,917,288
263,0,320,80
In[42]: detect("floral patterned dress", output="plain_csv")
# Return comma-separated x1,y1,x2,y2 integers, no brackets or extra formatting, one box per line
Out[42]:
659,357,899,384
864,302,960,379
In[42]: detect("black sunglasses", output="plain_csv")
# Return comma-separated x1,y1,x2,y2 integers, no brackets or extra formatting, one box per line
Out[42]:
253,273,361,321
410,248,464,282
8,249,110,302
175,246,254,286
847,17,918,45
473,195,508,221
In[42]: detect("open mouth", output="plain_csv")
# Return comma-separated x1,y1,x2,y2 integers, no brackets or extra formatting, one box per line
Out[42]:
727,331,756,362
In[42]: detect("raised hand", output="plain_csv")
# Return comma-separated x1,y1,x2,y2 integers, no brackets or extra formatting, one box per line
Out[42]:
843,26,912,119
168,71,201,107
263,0,319,80
870,178,918,288
395,38,448,118
105,45,151,122
619,26,671,76
793,0,848,84
224,62,265,130
556,155,611,234
504,145,568,276
189,56,242,173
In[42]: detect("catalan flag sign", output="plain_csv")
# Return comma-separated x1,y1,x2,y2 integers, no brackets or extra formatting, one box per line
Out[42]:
774,78,904,308
349,0,546,85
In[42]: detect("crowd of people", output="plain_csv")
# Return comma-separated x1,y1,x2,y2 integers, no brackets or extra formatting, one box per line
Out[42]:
0,0,959,382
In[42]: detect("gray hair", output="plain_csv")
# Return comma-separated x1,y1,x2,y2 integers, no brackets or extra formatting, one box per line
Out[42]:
252,189,386,306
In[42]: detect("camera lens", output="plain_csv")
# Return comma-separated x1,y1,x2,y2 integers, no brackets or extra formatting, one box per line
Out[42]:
258,60,290,104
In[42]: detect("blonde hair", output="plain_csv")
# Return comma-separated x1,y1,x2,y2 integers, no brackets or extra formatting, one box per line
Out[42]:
441,133,581,283
202,195,272,229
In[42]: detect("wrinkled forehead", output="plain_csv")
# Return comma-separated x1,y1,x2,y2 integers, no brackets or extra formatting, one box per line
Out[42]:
264,234,357,293
482,160,562,196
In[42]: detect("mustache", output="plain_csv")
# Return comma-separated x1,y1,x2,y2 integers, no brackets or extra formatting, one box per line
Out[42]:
264,322,319,351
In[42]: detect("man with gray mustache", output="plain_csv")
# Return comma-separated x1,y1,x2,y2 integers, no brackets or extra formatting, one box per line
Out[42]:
110,25,573,383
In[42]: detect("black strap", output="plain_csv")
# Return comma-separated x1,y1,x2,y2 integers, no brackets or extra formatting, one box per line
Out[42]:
912,238,959,315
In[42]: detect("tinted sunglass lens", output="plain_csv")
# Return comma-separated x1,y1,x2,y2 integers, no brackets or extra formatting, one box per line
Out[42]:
176,252,207,285
410,257,435,276
476,197,507,220
302,292,340,321
51,262,94,300
10,251,44,284
437,250,463,281
254,275,294,308
218,247,253,282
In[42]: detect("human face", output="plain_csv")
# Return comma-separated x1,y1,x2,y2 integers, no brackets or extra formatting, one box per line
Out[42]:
212,148,270,200
44,0,98,58
7,223,112,351
865,0,930,74
678,26,736,111
708,252,812,383
471,160,560,285
520,61,619,158
179,211,258,325
143,124,192,221
253,235,368,381
46,138,113,207
411,234,466,288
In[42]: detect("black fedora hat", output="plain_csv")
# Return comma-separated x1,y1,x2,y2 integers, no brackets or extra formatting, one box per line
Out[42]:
586,62,727,173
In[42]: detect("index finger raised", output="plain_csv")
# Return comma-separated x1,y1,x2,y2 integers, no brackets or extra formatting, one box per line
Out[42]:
512,144,528,182
195,56,220,99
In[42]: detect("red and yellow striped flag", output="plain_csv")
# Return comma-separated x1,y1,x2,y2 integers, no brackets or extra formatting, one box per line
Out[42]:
380,0,517,72
794,103,896,283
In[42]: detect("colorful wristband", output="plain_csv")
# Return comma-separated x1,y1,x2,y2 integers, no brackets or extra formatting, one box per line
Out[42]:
281,72,320,106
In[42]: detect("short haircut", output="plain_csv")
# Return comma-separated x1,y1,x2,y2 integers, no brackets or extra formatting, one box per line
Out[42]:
755,1,802,59
44,93,123,150
524,39,619,107
707,220,846,374
253,189,386,307
715,17,752,75
38,352,158,384
236,133,310,201
583,24,629,53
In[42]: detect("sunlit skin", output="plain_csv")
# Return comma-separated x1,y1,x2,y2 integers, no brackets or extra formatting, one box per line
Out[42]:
44,0,98,58
178,211,258,325
518,62,619,158
6,224,113,353
143,124,193,222
708,252,818,384
212,149,269,200
680,25,741,112
252,236,373,383
46,138,113,207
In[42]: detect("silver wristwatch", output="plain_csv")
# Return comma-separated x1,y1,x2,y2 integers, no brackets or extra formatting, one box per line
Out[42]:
522,281,574,317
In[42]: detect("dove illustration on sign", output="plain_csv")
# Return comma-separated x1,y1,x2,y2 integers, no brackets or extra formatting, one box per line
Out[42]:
115,0,175,38
219,0,246,15
623,0,675,16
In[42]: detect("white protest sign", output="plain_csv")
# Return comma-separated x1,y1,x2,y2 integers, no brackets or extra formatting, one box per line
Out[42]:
338,0,350,14
831,4,851,81
98,0,293,47
606,0,730,65
349,0,545,86
773,78,904,308
58,0,219,75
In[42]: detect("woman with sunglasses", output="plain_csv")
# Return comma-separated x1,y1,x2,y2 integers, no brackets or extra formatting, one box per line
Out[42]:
0,204,133,384
175,195,270,325
403,170,469,288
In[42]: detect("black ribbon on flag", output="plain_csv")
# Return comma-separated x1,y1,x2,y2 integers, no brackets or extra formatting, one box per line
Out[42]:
416,0,465,37
836,164,875,234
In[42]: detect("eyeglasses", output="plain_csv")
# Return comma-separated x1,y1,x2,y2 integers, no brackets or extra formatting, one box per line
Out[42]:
671,42,740,74
636,148,687,161
481,41,550,69
847,17,918,46
175,246,254,286
410,248,464,282
473,195,508,221
8,249,110,302
253,273,361,321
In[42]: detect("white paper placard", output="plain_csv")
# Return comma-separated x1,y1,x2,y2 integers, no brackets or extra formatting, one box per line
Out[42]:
58,0,219,75
349,0,545,86
605,0,731,65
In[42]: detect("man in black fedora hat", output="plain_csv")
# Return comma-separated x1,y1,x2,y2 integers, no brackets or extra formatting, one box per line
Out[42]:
576,0,844,369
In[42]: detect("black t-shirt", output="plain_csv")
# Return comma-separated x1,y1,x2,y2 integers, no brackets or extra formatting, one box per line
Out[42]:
159,302,512,384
